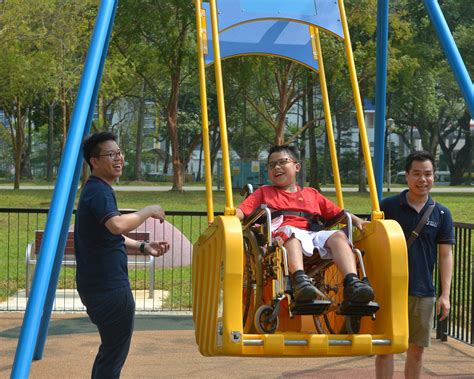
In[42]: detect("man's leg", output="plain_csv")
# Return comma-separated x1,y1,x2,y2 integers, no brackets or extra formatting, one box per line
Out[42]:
405,296,434,379
375,354,394,379
405,343,424,379
81,286,135,379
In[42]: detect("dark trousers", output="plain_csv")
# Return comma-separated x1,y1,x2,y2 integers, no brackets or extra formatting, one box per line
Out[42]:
79,286,135,379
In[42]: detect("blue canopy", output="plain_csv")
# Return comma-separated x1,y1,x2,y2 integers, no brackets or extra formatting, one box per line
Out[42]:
202,3,319,72
215,0,343,39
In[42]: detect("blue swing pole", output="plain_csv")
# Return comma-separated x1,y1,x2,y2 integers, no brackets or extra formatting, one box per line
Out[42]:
11,1,118,377
374,0,390,201
33,1,118,361
424,0,474,117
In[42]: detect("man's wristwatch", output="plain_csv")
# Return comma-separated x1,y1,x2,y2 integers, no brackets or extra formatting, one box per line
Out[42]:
139,242,146,254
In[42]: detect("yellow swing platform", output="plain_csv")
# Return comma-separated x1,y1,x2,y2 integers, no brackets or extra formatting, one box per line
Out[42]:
192,0,408,357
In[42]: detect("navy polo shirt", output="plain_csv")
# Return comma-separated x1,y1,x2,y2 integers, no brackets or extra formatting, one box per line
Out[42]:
75,176,129,293
380,190,455,297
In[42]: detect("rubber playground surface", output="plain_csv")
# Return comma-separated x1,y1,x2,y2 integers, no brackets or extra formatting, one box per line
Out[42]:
1,313,473,378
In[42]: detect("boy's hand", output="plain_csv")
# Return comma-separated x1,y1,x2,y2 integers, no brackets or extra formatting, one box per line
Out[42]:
351,215,369,232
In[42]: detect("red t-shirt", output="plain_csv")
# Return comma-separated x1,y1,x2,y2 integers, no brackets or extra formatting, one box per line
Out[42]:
238,185,343,230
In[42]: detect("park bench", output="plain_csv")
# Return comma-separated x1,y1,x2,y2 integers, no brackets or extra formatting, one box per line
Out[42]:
25,229,157,299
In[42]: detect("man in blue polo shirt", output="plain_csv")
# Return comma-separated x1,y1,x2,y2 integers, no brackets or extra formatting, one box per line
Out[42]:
375,151,454,379
75,132,170,378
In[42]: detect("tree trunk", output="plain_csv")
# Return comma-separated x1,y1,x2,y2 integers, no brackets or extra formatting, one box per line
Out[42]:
168,70,184,192
308,76,320,190
60,82,67,155
47,102,55,182
163,138,170,174
21,110,33,179
134,81,146,181
196,143,203,182
10,99,24,190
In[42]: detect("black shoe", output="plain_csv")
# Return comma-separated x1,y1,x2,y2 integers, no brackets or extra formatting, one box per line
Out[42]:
343,276,375,303
292,272,318,302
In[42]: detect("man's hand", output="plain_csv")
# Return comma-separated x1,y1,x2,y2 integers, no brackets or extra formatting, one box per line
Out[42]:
146,205,165,223
437,293,450,321
145,241,170,257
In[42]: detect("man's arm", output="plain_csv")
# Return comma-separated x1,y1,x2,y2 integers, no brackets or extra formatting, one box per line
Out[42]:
437,243,453,321
105,205,165,235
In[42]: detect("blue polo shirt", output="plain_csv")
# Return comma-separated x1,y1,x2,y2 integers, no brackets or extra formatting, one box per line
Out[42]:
75,176,129,293
380,190,455,297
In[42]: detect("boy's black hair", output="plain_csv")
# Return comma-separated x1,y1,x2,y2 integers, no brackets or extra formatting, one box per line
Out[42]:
83,132,117,171
267,144,299,163
405,150,436,173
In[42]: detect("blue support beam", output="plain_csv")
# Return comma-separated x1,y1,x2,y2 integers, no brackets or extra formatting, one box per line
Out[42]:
424,0,474,117
11,1,118,377
374,0,389,201
33,2,117,361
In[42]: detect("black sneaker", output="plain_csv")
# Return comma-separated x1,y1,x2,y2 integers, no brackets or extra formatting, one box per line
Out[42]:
343,276,375,303
292,272,318,302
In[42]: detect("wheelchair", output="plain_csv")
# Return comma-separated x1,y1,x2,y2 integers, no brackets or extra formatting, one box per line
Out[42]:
240,186,380,335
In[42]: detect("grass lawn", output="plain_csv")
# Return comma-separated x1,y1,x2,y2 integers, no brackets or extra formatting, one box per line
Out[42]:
0,187,471,222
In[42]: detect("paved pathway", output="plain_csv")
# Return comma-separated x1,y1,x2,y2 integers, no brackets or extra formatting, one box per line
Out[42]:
1,313,472,378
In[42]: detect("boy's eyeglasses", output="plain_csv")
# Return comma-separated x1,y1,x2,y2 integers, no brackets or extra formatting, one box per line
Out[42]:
266,158,296,170
96,150,123,160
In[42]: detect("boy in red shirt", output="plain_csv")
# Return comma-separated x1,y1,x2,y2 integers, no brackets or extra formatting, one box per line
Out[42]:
236,145,374,304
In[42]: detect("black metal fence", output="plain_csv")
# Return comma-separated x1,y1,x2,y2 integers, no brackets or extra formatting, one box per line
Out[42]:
435,222,473,346
0,208,472,345
0,208,210,313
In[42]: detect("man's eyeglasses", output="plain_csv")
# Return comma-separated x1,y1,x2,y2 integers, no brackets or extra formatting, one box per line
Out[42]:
96,150,123,160
266,157,296,170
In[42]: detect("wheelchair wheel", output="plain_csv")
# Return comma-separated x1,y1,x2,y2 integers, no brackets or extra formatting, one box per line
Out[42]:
344,315,361,334
313,265,345,334
254,304,279,334
242,229,264,333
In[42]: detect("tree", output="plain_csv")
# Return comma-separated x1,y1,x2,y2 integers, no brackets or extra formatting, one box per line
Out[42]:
113,0,197,192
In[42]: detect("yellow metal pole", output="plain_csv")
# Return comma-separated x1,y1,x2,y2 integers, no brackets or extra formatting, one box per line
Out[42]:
312,27,344,208
194,0,215,223
209,0,234,215
338,0,381,215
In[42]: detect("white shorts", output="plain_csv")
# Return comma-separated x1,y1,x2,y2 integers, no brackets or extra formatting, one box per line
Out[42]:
273,225,340,259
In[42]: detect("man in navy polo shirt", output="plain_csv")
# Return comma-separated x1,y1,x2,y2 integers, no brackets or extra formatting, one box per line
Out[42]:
75,132,170,378
375,151,454,379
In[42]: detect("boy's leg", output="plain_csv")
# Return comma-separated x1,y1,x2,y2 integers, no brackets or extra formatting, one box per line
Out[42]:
325,231,356,275
284,237,305,273
284,237,318,302
325,231,374,303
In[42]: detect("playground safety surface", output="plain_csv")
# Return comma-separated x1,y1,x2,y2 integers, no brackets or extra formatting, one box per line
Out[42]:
1,313,472,378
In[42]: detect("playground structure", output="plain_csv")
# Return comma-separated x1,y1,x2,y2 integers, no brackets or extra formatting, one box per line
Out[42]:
191,0,408,357
11,0,473,376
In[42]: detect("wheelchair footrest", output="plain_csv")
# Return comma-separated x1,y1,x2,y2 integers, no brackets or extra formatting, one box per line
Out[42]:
290,300,331,315
337,300,380,316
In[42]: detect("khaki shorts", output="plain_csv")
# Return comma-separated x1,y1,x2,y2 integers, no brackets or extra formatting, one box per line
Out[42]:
408,295,435,348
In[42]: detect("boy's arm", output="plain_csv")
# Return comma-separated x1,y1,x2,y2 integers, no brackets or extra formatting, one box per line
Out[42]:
236,208,245,221
350,213,369,231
